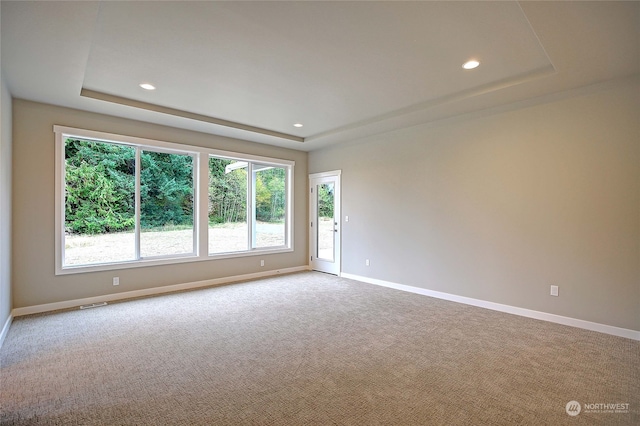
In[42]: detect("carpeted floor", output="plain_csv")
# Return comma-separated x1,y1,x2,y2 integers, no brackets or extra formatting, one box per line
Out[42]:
1,271,638,425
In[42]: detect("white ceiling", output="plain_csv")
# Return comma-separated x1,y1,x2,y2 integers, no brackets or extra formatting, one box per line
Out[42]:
1,1,639,151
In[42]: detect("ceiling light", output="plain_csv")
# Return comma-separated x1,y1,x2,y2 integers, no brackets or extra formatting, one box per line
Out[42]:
139,83,156,90
293,123,303,128
462,60,480,70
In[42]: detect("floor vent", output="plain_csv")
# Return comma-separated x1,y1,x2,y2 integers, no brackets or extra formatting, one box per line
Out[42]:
79,302,108,310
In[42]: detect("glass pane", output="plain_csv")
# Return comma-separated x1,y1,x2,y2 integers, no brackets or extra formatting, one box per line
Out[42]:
64,138,135,266
140,151,194,258
317,182,335,261
209,157,248,254
253,165,286,248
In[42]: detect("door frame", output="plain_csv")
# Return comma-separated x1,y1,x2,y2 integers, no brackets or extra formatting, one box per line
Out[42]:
309,170,341,275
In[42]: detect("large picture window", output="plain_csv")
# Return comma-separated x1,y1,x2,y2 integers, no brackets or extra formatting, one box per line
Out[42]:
55,126,293,274
208,158,288,254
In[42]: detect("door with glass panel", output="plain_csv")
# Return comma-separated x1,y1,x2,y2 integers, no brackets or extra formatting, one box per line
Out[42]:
309,171,341,275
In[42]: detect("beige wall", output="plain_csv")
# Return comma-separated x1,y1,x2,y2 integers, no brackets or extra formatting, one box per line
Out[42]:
0,73,12,326
12,100,308,308
309,77,640,331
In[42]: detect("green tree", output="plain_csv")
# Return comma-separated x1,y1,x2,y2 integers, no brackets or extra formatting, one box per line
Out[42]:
255,167,285,222
64,139,135,234
318,184,334,218
140,151,194,229
64,139,195,234
208,158,247,223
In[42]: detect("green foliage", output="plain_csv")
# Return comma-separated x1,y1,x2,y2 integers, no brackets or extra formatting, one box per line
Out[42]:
140,151,193,229
208,159,286,224
64,139,194,234
208,158,247,224
65,141,287,236
65,139,135,234
318,183,334,218
255,167,285,223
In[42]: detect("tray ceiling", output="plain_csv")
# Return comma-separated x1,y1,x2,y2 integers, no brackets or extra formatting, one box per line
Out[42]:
2,1,638,150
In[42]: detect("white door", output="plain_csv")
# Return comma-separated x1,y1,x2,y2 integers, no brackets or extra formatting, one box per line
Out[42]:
309,171,341,275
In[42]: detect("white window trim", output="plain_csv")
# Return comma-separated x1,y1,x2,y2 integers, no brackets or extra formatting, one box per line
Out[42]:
54,125,294,275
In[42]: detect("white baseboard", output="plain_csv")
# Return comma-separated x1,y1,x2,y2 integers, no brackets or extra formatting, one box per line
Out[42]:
341,273,640,341
0,313,12,349
11,266,310,317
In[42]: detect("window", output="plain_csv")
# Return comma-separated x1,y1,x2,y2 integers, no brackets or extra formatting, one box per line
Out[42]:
61,137,196,267
140,150,195,258
55,126,293,274
208,158,248,254
63,139,137,265
208,158,289,254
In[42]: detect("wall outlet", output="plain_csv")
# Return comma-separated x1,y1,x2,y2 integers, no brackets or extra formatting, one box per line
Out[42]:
345,215,349,222
550,285,558,296
260,260,265,267
365,259,370,266
113,277,119,286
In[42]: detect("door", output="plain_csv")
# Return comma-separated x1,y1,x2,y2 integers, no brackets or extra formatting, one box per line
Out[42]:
309,171,341,275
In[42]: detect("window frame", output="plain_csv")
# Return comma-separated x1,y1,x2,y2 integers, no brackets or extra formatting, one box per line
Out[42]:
54,125,294,275
137,146,198,260
207,155,291,256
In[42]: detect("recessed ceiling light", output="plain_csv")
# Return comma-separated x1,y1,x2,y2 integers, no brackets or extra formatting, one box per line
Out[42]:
139,83,156,90
293,123,303,128
462,60,480,70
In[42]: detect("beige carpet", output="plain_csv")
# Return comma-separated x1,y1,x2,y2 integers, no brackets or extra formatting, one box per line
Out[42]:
1,272,638,425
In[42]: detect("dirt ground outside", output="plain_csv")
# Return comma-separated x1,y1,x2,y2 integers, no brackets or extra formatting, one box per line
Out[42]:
65,219,336,266
64,222,285,266
317,217,335,260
